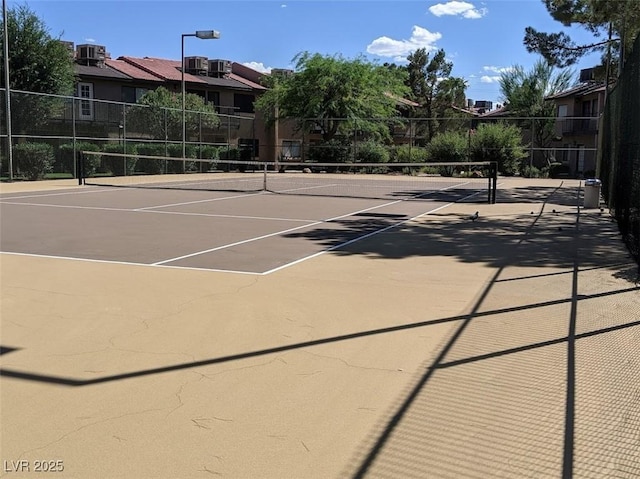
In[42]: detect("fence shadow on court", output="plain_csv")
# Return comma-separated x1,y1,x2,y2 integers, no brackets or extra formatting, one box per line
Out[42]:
341,186,640,478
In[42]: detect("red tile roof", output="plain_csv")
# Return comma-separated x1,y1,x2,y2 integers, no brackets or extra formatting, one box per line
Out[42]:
105,59,162,82
229,72,266,91
119,56,209,84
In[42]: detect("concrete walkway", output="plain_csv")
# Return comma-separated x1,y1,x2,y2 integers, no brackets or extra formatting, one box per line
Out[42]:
1,178,638,478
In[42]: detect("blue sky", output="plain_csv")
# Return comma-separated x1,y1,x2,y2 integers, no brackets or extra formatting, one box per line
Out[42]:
16,0,603,105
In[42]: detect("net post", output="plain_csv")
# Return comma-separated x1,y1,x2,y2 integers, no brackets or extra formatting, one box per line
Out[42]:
77,151,84,185
490,161,498,204
263,162,267,191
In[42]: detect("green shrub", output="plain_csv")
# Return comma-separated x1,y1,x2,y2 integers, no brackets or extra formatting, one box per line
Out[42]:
136,143,166,175
306,138,353,167
218,146,240,160
354,141,390,164
58,142,101,177
549,162,571,178
164,143,198,173
521,165,546,178
102,143,138,176
390,145,428,163
425,132,468,176
469,123,527,176
198,145,219,172
199,145,219,160
14,142,54,180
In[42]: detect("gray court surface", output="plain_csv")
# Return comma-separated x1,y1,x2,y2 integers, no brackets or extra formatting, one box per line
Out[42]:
0,183,485,273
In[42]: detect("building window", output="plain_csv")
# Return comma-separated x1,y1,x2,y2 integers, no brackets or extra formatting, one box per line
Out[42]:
557,104,568,117
78,82,94,120
207,91,220,107
122,86,149,103
281,140,301,159
234,93,255,113
238,138,259,159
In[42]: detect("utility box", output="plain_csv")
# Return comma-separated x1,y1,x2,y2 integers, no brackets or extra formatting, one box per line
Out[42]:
584,178,602,208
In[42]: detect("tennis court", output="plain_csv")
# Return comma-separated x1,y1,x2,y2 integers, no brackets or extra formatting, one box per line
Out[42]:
0,165,492,273
2,176,639,479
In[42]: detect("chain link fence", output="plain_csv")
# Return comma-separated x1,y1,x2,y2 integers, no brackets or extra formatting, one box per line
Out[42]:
0,89,255,179
1,88,605,183
599,33,640,265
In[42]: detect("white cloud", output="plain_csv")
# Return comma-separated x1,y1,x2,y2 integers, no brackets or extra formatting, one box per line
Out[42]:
281,4,287,7
84,37,96,43
480,75,501,83
367,25,442,62
243,62,272,73
429,1,487,19
483,65,515,74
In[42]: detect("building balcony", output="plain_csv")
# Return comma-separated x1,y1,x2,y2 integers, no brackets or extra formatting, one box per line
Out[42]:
558,118,599,136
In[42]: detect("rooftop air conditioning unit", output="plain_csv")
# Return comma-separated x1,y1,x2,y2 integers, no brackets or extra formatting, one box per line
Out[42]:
185,56,208,74
579,68,595,83
474,100,493,109
271,68,294,78
208,59,232,77
76,44,106,62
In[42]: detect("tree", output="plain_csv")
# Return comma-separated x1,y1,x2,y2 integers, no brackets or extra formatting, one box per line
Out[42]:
255,52,409,143
523,0,640,67
126,86,219,142
432,76,468,135
0,5,76,133
499,59,574,165
406,48,467,142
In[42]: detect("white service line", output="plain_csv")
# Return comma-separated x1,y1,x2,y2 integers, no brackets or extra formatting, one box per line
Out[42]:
141,209,316,223
261,189,483,275
273,183,339,194
151,222,325,265
134,191,266,210
151,195,419,266
0,198,316,223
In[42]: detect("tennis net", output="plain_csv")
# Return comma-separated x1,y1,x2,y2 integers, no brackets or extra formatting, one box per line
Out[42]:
79,151,498,203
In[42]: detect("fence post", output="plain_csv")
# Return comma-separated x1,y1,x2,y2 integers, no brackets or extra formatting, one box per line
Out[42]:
122,104,127,175
530,118,534,177
72,96,77,178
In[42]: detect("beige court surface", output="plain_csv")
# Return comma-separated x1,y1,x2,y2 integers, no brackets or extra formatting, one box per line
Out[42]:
1,178,639,478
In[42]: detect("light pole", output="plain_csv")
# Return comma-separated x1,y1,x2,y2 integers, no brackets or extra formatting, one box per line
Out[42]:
2,0,13,181
181,30,220,159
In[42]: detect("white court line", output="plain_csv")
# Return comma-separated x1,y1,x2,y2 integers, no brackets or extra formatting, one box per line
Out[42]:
272,183,339,194
2,180,488,274
152,196,419,266
0,187,118,201
134,191,266,210
261,189,483,275
0,200,317,223
151,181,474,266
0,251,262,275
0,201,135,212
140,209,316,223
